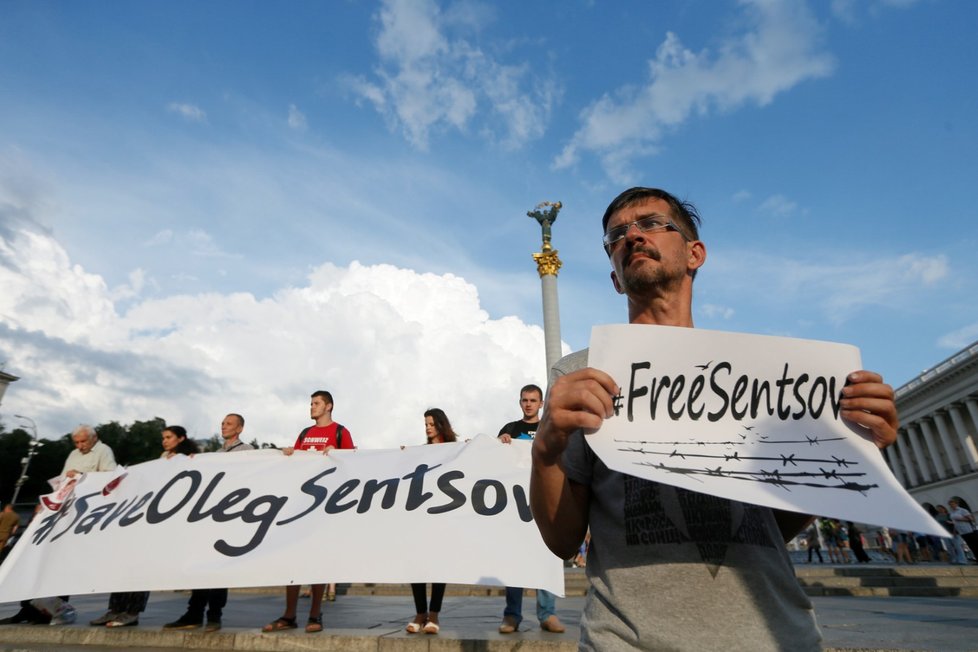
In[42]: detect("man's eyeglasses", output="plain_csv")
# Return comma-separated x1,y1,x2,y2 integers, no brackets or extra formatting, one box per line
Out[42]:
602,215,688,250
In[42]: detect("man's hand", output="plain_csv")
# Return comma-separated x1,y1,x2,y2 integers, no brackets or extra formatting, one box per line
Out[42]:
533,367,618,465
282,447,295,456
840,370,898,448
530,367,617,560
322,445,336,455
498,433,512,444
65,469,79,478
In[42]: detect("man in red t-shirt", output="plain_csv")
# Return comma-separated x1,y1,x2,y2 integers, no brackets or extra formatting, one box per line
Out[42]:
263,390,354,634
283,390,354,455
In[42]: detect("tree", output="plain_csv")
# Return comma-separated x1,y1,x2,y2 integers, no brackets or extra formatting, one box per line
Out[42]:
0,425,71,506
120,418,167,464
0,426,31,504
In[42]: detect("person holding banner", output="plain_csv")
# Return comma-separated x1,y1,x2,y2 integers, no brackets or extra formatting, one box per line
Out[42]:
60,425,139,628
497,384,566,635
62,424,117,478
160,425,200,458
529,187,899,651
263,390,353,634
99,425,198,628
405,408,458,635
164,414,252,632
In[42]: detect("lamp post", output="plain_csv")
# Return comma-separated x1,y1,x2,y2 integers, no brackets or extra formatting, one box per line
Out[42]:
11,414,44,506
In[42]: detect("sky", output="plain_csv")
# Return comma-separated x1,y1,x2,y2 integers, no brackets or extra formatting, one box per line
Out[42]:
1,0,976,449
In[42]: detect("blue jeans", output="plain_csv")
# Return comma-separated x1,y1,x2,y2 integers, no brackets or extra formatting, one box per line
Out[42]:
503,587,556,624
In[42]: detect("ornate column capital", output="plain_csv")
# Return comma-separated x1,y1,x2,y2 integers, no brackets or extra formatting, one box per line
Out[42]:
533,249,562,277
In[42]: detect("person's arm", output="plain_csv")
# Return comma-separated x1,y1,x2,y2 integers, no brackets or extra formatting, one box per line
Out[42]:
774,370,898,542
530,367,617,560
498,424,512,444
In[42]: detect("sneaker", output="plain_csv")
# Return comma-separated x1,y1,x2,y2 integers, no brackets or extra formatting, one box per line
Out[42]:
204,619,221,632
106,612,139,628
51,605,76,625
498,615,520,634
163,614,202,630
89,611,119,626
540,614,566,633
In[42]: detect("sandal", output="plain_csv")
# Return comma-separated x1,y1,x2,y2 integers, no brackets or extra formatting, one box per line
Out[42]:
305,615,323,633
405,613,426,633
261,616,297,632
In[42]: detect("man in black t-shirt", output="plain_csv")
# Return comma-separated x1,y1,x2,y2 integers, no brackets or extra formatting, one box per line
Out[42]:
497,384,565,634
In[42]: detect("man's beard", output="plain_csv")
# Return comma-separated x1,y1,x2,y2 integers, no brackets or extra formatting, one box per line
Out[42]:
618,245,684,294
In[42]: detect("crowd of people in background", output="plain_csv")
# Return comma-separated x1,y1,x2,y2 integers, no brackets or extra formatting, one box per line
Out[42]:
797,507,978,566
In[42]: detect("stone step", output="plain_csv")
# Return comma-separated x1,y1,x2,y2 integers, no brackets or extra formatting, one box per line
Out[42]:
792,563,978,596
230,565,978,599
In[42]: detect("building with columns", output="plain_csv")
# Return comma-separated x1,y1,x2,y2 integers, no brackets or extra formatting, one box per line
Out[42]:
887,340,978,515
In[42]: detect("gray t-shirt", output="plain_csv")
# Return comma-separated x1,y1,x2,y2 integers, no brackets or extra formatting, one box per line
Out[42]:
555,349,821,651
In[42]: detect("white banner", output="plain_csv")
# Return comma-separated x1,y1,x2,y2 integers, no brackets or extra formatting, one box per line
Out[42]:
0,435,564,602
588,324,945,537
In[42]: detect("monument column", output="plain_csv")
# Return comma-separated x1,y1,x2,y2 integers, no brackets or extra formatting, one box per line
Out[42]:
895,430,921,487
529,201,563,380
922,417,958,476
912,421,946,479
904,424,933,484
950,403,978,472
883,446,907,486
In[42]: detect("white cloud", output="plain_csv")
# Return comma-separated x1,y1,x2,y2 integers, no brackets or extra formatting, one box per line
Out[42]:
144,229,173,247
108,268,146,302
700,303,735,320
554,0,835,181
758,194,799,218
732,190,752,203
0,223,550,449
166,102,207,122
938,324,978,351
288,104,307,130
348,0,556,150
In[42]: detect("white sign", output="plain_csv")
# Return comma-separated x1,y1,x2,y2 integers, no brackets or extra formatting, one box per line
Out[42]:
588,324,944,537
0,435,564,602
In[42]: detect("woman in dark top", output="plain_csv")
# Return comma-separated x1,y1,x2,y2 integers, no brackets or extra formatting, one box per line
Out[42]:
406,409,458,635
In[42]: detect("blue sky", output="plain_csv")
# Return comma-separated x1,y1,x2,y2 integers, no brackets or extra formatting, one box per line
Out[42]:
1,0,976,447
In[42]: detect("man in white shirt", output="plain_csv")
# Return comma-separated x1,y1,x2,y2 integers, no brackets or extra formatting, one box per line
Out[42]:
61,425,117,477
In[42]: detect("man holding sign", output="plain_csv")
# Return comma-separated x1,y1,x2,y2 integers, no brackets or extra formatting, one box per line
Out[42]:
529,187,899,651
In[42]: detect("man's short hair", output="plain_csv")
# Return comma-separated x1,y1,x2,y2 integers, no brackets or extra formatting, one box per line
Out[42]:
601,187,702,242
311,390,334,406
71,424,96,440
227,413,245,428
520,384,543,399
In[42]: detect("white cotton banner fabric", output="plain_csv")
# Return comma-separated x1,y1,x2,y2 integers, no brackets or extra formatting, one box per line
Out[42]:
0,435,564,602
587,324,945,537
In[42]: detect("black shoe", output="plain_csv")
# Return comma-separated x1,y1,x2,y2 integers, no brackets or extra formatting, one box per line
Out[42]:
204,619,221,632
0,609,32,625
163,614,202,630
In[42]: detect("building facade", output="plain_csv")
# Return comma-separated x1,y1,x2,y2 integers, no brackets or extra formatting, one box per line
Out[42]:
888,341,978,515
